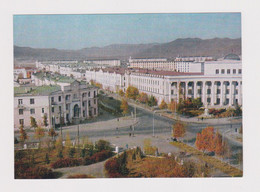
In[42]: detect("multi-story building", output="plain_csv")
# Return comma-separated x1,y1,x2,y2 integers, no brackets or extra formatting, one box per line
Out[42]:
85,54,242,108
128,57,203,73
83,59,121,67
14,79,98,130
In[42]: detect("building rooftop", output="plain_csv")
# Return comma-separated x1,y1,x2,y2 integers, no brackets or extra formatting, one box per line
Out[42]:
14,85,61,97
33,72,78,83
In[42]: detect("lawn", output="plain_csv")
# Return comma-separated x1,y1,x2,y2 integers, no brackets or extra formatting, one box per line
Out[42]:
170,142,242,177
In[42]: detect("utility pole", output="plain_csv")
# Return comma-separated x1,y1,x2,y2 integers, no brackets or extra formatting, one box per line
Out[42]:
134,105,136,122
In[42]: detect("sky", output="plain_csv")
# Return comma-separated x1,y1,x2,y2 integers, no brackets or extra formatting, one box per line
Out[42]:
13,13,241,50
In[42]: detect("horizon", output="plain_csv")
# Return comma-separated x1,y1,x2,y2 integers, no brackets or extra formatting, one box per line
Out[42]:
13,13,241,50
13,36,241,51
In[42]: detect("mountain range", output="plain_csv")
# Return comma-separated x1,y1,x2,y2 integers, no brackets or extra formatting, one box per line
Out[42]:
14,38,241,61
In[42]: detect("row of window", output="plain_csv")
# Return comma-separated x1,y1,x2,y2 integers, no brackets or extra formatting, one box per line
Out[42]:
171,89,238,95
19,108,45,115
215,69,242,75
18,98,34,105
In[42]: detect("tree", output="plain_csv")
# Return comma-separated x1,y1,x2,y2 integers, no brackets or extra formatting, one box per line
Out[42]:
168,100,177,113
137,92,149,104
30,116,38,131
125,86,139,100
45,153,50,164
172,121,186,140
95,140,111,152
118,89,125,97
43,114,48,127
120,99,129,115
19,123,28,144
159,99,168,109
34,125,45,144
143,138,157,155
55,135,63,151
48,128,58,141
148,95,157,107
214,131,224,156
65,132,72,148
195,127,215,153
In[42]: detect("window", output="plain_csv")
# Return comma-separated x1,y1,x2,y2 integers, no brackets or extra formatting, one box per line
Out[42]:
30,108,35,114
18,99,23,105
59,106,61,112
51,97,54,102
30,98,34,104
207,98,211,103
217,89,221,94
88,92,90,97
215,69,219,74
238,69,242,74
73,94,77,99
82,102,85,107
226,89,230,94
171,90,174,95
94,108,96,115
52,107,54,113
207,89,211,94
19,109,23,115
88,100,91,107
66,104,69,110
216,98,220,105
225,98,229,105
221,69,225,74
94,91,96,97
227,69,230,74
198,89,202,94
58,96,61,102
42,108,44,113
19,119,24,125
233,69,236,74
235,89,238,95
65,95,70,101
94,99,96,104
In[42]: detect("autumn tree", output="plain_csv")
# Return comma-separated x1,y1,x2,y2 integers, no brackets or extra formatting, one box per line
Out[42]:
43,114,48,127
195,127,215,153
159,99,168,109
214,131,224,156
34,126,45,147
118,89,125,97
65,132,72,148
148,95,157,107
137,92,149,104
30,116,37,131
55,135,63,151
143,138,157,155
126,86,139,100
48,128,58,141
172,121,186,140
168,100,177,113
19,123,28,145
120,98,129,115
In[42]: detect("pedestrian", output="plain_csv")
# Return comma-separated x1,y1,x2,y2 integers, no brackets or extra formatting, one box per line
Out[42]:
129,133,131,137
126,144,128,149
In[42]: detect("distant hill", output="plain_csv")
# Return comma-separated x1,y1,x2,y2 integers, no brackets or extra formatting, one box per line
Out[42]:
14,38,241,61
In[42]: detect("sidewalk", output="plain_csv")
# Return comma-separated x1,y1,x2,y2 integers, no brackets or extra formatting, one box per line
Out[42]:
105,91,242,125
161,113,242,125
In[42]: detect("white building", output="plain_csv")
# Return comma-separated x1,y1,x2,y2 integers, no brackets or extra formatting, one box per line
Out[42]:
14,81,99,130
85,54,242,108
128,57,203,73
83,59,121,67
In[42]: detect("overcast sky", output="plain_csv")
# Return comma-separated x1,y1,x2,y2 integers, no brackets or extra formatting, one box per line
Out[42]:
13,13,241,50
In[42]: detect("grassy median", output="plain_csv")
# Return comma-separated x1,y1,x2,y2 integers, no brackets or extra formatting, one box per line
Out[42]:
170,141,242,177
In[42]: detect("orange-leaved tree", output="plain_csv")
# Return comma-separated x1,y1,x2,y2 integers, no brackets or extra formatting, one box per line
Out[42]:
172,121,186,140
137,92,149,104
34,125,45,143
159,99,168,109
214,131,224,156
195,126,215,153
126,86,139,100
168,100,177,113
19,123,28,144
120,98,129,115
